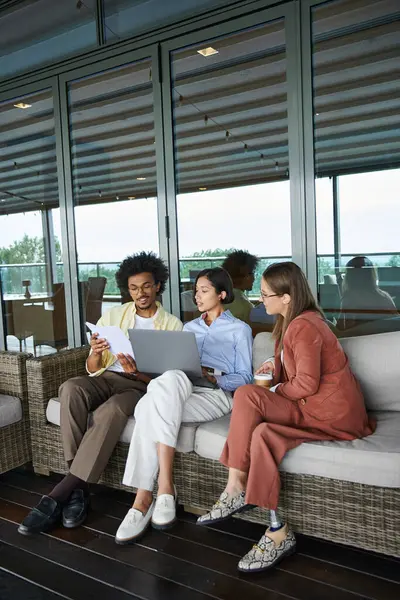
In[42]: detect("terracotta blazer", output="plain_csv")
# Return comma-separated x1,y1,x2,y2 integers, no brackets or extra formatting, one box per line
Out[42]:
273,311,374,437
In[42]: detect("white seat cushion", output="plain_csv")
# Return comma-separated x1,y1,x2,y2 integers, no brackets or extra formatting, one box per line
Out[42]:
0,394,22,428
46,397,196,453
194,411,400,488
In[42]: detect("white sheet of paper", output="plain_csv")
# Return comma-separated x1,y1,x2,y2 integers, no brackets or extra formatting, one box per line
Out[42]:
86,322,134,357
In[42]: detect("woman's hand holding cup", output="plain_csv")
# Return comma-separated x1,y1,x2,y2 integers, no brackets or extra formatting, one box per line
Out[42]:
255,360,274,375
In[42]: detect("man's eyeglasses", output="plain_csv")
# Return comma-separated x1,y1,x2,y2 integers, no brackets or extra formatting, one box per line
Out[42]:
128,283,156,295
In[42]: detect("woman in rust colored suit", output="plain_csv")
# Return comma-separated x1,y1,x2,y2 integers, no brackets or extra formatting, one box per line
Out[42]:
198,261,375,574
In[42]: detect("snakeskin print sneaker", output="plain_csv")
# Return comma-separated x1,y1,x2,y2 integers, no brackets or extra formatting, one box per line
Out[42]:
237,524,296,573
196,490,248,525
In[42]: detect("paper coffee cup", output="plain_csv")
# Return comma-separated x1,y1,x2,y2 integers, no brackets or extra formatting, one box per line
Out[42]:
254,373,273,388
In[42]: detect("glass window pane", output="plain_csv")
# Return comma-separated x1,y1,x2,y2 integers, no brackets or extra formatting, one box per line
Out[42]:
313,0,400,336
0,90,67,355
68,58,159,338
171,19,291,332
103,0,237,44
0,0,97,80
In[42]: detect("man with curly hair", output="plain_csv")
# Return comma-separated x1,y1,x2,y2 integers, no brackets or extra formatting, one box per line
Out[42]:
18,252,182,536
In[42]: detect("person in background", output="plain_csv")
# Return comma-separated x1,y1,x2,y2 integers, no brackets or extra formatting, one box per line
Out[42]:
115,267,253,544
337,256,398,331
221,250,259,322
18,252,182,536
198,261,375,573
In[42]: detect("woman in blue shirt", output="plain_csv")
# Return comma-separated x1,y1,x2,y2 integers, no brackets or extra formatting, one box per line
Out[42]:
116,267,253,544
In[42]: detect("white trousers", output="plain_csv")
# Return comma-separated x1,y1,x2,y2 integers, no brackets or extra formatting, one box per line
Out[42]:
122,369,232,491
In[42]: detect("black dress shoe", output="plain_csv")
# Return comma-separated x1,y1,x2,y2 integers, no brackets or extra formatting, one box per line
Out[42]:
62,489,90,528
18,496,62,536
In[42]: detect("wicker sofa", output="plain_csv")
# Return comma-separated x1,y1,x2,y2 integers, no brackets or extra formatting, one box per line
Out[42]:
0,351,31,474
25,331,400,558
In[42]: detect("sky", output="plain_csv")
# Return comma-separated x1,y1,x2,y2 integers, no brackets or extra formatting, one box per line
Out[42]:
0,168,399,265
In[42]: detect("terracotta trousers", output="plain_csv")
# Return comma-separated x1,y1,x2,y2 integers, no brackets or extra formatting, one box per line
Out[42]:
220,384,337,510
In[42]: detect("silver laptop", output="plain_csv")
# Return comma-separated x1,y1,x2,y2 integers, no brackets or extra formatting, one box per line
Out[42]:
128,330,219,389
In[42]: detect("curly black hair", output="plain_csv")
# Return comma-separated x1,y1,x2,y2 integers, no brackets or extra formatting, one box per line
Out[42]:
115,251,169,295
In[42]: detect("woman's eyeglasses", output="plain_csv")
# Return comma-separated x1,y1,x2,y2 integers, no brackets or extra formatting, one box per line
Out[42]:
260,292,280,300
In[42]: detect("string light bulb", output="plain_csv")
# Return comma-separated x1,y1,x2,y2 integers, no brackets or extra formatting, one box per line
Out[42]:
225,131,230,141
204,115,208,126
275,161,279,171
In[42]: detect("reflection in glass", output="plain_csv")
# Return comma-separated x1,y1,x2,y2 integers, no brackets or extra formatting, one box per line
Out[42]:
103,0,235,44
67,59,159,339
171,19,291,331
0,0,97,80
313,0,400,336
0,91,66,354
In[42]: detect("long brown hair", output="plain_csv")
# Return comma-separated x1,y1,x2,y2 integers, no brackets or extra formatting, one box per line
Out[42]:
263,262,324,349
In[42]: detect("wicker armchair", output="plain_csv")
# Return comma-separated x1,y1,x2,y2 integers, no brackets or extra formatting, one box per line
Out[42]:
0,351,31,474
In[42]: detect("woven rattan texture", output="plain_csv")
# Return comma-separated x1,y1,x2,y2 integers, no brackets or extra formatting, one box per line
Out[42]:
26,348,400,558
0,351,31,473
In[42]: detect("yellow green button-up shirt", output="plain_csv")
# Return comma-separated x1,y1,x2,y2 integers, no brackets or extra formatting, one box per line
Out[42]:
87,301,183,376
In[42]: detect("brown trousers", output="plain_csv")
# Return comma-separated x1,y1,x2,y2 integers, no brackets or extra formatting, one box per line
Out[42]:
220,384,347,510
59,371,147,483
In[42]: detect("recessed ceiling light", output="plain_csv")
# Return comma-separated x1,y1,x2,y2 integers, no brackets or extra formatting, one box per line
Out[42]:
199,187,207,191
197,47,218,57
137,177,146,181
128,196,136,200
14,102,32,109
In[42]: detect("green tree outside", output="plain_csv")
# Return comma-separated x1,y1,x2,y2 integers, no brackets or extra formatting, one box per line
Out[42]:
0,235,62,295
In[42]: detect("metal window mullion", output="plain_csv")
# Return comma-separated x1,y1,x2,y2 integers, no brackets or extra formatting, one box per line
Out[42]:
0,272,5,350
41,209,57,294
152,44,172,314
332,175,342,272
53,76,82,347
96,0,106,46
299,0,318,295
160,45,181,318
286,2,310,279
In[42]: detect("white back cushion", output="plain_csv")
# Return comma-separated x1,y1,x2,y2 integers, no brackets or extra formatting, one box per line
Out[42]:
253,330,400,412
340,331,400,411
0,394,22,428
253,332,275,372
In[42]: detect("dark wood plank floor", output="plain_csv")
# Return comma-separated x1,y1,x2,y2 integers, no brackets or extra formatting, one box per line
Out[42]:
0,470,398,600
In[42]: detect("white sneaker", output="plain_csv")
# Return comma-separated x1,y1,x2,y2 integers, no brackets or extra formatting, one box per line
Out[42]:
151,486,177,530
115,501,155,544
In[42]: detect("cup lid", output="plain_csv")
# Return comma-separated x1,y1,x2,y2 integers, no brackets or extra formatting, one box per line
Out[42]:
254,373,273,380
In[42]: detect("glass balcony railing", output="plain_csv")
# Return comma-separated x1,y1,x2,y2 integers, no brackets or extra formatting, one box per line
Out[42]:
0,253,399,299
